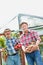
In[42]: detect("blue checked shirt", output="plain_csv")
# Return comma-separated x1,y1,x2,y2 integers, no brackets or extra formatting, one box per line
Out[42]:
6,37,18,55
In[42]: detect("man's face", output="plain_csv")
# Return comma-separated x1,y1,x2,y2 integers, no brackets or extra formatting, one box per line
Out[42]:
4,30,11,38
21,23,28,31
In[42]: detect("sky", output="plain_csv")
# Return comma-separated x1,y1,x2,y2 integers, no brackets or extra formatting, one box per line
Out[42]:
0,0,43,33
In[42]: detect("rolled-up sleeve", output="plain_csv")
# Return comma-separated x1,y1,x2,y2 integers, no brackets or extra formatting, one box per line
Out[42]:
33,31,41,41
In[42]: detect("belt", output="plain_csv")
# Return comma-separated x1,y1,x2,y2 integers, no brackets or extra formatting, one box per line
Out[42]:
8,53,17,56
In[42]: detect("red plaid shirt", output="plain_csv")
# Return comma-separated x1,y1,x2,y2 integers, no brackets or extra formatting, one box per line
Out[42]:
20,30,41,47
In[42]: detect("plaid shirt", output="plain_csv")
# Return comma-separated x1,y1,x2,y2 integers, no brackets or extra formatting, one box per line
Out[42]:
20,30,41,47
6,38,18,55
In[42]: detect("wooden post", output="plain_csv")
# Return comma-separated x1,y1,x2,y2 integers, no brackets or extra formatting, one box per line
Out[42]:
20,49,25,65
0,52,2,65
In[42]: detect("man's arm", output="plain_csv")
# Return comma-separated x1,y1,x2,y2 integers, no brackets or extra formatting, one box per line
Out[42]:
25,31,41,53
28,32,41,53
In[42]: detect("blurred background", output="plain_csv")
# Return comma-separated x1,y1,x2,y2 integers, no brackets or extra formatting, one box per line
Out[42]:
0,0,43,65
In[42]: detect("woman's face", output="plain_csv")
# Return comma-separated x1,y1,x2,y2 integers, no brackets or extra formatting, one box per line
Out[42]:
21,23,28,32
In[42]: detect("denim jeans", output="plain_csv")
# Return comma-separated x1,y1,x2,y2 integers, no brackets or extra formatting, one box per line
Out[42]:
6,53,21,65
26,50,43,65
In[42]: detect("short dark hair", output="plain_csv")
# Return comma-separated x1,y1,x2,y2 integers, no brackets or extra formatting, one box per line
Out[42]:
20,22,28,28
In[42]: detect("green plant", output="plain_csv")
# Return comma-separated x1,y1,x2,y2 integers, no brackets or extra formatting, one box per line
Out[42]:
11,32,20,38
0,36,6,48
40,35,43,42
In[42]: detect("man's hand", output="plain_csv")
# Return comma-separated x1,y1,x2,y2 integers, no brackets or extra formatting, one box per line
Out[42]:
0,48,5,52
25,45,33,53
25,44,39,53
30,45,39,52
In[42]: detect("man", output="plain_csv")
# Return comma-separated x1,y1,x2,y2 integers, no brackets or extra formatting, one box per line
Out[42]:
3,29,21,65
19,22,43,65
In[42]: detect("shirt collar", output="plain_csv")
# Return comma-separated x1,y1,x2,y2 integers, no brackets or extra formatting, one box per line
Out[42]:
23,29,30,35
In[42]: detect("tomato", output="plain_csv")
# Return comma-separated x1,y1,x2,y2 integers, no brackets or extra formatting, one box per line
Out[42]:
14,44,22,50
